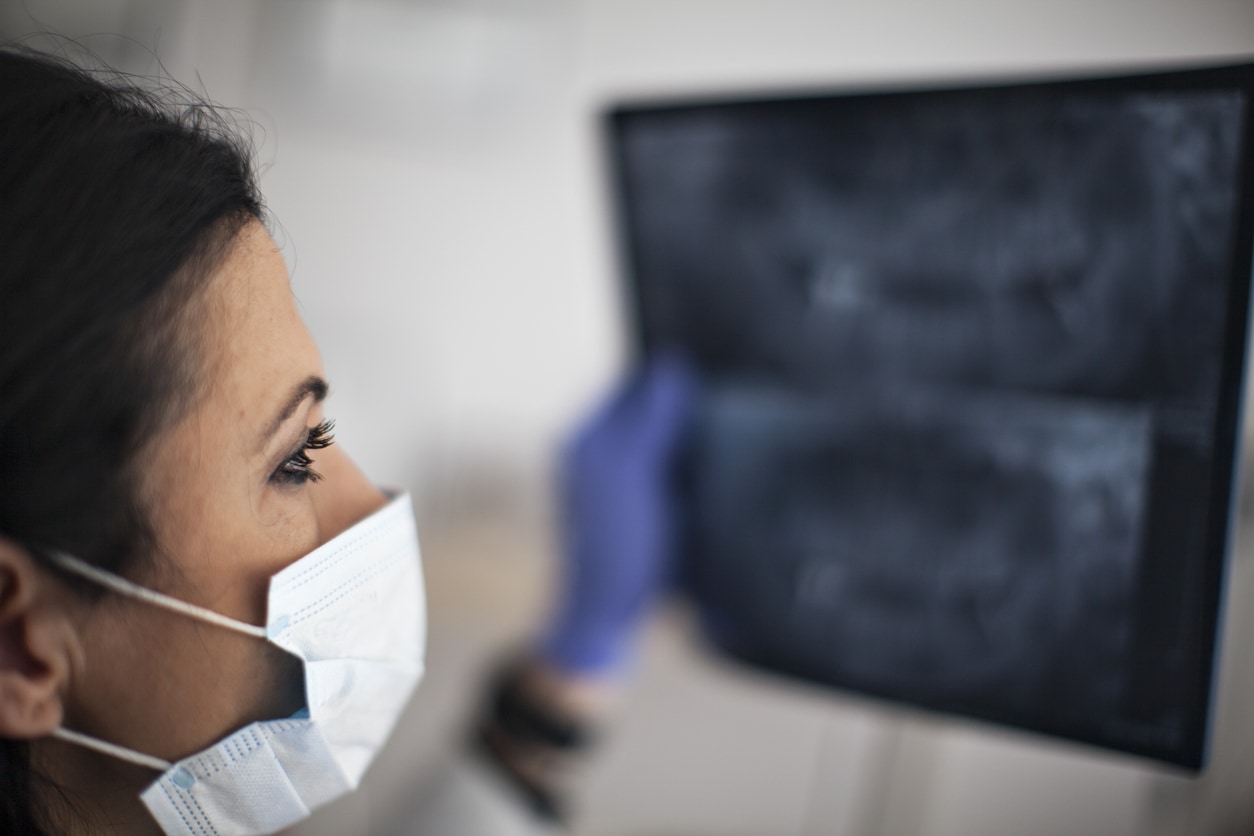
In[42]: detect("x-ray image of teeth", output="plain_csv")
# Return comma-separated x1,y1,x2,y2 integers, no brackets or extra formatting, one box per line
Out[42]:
612,74,1252,766
687,384,1151,725
622,91,1242,409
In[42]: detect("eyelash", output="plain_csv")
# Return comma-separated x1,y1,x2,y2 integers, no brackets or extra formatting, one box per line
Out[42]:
272,419,336,486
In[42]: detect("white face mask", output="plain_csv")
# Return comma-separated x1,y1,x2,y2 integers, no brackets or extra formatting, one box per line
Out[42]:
45,491,426,836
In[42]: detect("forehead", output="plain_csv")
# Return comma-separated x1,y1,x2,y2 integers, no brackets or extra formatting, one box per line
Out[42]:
204,223,322,417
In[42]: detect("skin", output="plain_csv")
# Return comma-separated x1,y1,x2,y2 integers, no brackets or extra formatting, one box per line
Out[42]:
0,221,386,834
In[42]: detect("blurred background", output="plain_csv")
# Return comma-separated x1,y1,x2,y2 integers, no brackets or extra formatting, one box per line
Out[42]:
3,1,1253,833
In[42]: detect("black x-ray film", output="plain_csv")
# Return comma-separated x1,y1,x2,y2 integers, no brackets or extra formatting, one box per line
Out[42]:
607,64,1254,768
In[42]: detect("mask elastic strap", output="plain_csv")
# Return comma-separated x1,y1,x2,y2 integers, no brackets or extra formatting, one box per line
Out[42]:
45,551,268,639
51,727,174,772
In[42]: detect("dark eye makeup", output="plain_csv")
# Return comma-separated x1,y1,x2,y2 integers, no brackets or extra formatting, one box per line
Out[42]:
271,419,335,486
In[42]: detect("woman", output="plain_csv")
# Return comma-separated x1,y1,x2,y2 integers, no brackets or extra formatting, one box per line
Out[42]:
0,45,693,835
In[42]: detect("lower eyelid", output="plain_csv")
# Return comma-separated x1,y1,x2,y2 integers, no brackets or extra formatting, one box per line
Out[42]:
271,468,316,488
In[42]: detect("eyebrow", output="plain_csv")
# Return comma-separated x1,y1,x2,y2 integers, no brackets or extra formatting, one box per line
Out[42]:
263,375,329,445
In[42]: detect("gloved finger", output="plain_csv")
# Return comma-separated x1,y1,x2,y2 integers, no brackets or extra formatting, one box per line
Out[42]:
630,350,698,456
579,362,652,438
563,350,697,464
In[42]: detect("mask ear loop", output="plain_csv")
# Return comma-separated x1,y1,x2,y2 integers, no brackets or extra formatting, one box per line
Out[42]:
50,727,173,772
44,550,269,639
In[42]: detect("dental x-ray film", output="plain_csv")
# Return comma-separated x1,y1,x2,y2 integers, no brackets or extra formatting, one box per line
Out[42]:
607,63,1254,769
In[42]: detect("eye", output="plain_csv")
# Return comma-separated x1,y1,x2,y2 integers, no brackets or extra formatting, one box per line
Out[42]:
272,419,335,486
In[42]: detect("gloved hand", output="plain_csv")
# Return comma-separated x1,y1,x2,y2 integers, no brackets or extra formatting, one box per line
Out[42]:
538,352,697,677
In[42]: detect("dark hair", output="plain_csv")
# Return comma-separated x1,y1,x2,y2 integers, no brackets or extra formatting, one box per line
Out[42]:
0,45,264,834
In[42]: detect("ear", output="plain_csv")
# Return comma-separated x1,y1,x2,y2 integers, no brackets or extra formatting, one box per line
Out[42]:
0,537,76,738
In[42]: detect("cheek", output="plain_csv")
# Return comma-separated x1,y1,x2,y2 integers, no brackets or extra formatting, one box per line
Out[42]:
228,495,324,625
143,465,322,624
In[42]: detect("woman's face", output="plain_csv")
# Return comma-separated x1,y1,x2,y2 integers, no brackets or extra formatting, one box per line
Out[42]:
50,221,386,790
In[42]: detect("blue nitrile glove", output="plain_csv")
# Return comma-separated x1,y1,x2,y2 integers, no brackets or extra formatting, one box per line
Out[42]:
539,352,697,677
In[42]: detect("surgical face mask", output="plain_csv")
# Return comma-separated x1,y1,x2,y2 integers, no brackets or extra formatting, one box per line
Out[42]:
45,491,426,836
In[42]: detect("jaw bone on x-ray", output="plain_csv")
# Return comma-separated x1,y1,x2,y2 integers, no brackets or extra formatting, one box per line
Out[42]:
611,69,1253,768
690,384,1150,725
